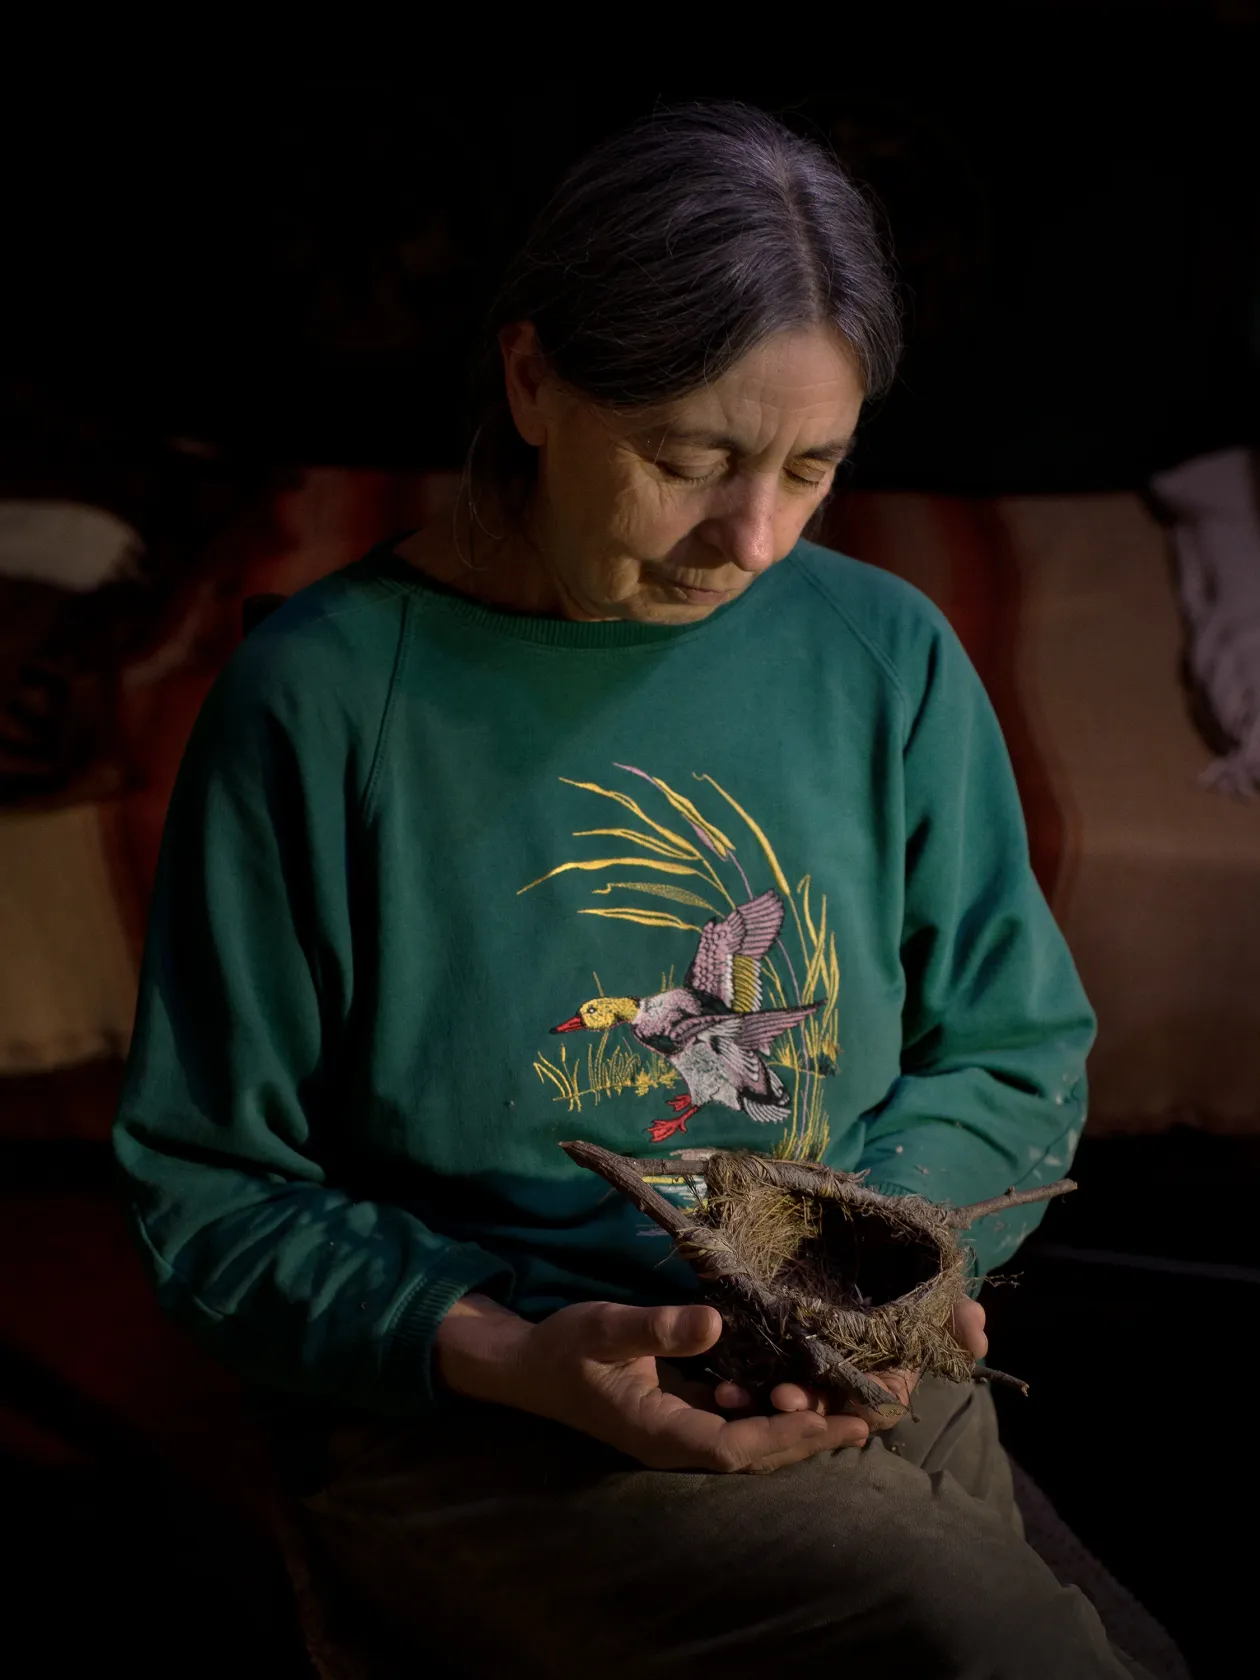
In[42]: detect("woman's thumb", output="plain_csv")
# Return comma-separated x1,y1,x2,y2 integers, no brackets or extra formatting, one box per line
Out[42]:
588,1301,722,1362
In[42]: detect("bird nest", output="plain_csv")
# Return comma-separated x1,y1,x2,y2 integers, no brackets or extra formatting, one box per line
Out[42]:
562,1142,1075,1419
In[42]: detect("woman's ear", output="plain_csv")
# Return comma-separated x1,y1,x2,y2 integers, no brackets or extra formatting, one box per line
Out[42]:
498,321,551,447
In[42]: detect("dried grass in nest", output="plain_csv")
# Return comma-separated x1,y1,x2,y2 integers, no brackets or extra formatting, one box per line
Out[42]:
562,1142,1076,1420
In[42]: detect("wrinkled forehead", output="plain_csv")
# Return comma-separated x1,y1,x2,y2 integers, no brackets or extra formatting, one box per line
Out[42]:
624,326,865,458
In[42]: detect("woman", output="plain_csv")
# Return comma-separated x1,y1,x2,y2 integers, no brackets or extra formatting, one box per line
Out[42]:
114,103,1138,1676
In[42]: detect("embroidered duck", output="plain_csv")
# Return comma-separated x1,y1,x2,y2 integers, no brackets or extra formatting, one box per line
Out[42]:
551,888,823,1143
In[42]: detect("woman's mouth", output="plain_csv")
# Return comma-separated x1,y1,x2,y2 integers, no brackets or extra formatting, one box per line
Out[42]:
650,569,740,603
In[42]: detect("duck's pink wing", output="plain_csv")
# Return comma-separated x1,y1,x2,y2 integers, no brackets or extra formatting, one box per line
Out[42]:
686,889,785,1008
672,1002,820,1056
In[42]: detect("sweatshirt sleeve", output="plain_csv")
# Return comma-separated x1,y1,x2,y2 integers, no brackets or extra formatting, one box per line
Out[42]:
855,608,1096,1279
112,615,514,1416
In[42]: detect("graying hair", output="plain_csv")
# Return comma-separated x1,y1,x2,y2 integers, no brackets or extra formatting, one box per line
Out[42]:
468,100,902,521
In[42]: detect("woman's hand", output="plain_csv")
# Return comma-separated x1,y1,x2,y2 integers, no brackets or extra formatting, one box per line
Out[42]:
436,1294,869,1473
712,1296,989,1430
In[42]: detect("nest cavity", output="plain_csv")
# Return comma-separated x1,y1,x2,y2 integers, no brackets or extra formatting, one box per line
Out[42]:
680,1151,975,1382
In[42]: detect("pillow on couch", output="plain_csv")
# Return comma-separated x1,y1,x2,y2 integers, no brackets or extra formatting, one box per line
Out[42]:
1149,447,1260,798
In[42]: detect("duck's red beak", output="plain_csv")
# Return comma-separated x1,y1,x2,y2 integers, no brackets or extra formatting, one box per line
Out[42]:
551,1014,586,1033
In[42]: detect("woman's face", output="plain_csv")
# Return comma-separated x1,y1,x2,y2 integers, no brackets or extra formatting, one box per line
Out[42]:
503,321,867,624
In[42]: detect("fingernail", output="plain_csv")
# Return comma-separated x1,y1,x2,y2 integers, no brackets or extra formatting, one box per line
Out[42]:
685,1305,715,1340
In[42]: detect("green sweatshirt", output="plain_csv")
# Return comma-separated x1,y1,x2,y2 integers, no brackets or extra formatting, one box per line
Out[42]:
113,538,1094,1418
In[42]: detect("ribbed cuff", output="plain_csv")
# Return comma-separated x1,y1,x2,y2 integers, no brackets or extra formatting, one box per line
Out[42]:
383,1244,515,1410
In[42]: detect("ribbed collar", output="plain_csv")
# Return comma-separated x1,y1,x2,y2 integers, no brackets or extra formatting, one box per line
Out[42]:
363,539,774,651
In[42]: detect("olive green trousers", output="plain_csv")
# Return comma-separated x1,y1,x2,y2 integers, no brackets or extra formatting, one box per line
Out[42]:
302,1374,1150,1678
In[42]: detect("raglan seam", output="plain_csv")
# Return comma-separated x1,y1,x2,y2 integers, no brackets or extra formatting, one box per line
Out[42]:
360,591,414,827
791,560,923,746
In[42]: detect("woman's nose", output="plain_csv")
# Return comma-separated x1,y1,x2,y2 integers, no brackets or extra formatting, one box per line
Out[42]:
704,480,781,573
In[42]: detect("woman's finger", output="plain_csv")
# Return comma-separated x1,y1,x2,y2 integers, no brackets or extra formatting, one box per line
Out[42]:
713,1380,754,1410
951,1295,989,1359
723,1416,832,1470
648,1395,867,1472
768,1382,827,1414
740,1412,869,1473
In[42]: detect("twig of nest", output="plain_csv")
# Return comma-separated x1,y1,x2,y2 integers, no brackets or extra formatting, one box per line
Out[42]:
561,1142,1075,1422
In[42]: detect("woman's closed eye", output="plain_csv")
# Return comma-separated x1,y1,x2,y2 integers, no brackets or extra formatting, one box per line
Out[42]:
658,460,831,491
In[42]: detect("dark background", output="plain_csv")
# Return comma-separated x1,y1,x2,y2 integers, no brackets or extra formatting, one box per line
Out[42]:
5,19,1259,497
4,16,1260,1678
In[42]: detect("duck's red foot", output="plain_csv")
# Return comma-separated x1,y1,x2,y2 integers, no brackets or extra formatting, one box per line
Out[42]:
646,1118,689,1142
665,1094,693,1112
646,1107,698,1143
